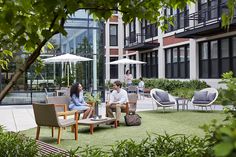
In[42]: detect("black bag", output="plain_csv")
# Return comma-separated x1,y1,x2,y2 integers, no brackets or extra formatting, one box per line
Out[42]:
124,113,141,126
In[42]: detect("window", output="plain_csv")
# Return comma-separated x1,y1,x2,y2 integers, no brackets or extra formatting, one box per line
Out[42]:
165,7,189,32
123,24,126,46
179,47,185,78
172,48,178,78
233,37,236,57
198,0,219,22
210,40,218,78
110,57,118,79
210,41,218,59
129,20,136,43
165,45,189,78
110,24,118,46
128,55,137,78
199,42,209,78
141,19,158,39
151,52,158,77
141,51,158,78
186,46,190,78
221,38,230,74
166,49,172,78
221,39,229,58
199,36,236,78
201,42,208,59
233,37,236,75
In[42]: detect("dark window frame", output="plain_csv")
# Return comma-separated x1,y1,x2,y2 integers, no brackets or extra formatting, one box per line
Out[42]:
165,45,190,78
199,35,236,78
141,51,158,78
110,57,118,79
128,55,137,78
109,24,118,46
141,19,158,39
165,7,189,33
129,20,136,43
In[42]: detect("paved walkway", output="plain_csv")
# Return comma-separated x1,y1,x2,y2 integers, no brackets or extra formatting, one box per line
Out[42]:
0,97,223,132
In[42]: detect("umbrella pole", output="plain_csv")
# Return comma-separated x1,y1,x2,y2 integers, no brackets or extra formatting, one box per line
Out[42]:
67,64,69,87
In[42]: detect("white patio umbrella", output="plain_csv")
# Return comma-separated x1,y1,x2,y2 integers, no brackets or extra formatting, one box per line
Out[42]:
43,53,92,87
108,58,146,65
108,58,146,81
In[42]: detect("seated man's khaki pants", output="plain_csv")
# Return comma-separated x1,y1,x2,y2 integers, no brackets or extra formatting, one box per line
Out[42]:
106,103,126,121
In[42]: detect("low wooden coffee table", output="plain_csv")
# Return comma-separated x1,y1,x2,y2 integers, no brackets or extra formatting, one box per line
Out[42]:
78,117,117,134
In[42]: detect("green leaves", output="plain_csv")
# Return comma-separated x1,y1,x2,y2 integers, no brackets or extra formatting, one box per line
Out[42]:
221,0,236,29
74,133,212,157
203,72,236,157
218,71,236,110
0,50,13,70
212,122,236,157
84,92,101,105
214,142,233,157
0,126,38,157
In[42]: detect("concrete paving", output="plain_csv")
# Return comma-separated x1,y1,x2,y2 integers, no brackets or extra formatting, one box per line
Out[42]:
0,96,223,132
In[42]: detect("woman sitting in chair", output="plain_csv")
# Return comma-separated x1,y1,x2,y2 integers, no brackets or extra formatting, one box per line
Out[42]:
69,82,94,119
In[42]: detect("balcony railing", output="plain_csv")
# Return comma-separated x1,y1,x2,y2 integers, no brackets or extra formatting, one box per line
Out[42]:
124,33,159,51
175,2,236,38
184,3,222,32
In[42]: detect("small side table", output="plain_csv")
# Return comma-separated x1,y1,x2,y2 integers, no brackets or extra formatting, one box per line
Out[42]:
176,97,189,111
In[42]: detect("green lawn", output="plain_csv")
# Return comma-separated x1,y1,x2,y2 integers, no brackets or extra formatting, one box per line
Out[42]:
22,110,225,151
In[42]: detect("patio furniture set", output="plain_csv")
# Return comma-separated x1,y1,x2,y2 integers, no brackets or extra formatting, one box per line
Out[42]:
150,87,219,111
33,92,138,144
33,86,218,144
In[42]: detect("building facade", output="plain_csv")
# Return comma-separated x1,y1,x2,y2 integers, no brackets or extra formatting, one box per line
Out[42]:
106,0,236,88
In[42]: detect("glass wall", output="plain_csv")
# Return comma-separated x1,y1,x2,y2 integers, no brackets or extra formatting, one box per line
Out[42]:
0,10,105,105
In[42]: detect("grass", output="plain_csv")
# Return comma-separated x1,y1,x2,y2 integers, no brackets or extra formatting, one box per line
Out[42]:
21,110,226,151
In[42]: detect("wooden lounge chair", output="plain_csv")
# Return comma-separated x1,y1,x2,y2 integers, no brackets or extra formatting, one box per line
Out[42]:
32,103,78,144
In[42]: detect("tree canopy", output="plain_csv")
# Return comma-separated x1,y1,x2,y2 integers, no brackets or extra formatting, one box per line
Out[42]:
0,0,235,100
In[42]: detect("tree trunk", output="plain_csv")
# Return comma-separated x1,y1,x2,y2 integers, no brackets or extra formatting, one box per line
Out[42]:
0,39,48,101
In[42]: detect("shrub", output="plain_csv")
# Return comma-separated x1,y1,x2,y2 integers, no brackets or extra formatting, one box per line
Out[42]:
201,71,236,157
171,88,195,100
0,126,38,157
132,78,209,93
218,71,236,111
184,80,209,90
76,133,213,157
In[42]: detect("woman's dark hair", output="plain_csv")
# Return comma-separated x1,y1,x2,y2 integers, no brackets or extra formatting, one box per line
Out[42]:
70,82,80,97
125,69,130,75
140,77,143,81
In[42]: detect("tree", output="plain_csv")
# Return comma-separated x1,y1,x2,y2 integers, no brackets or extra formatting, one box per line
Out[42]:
0,0,234,100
